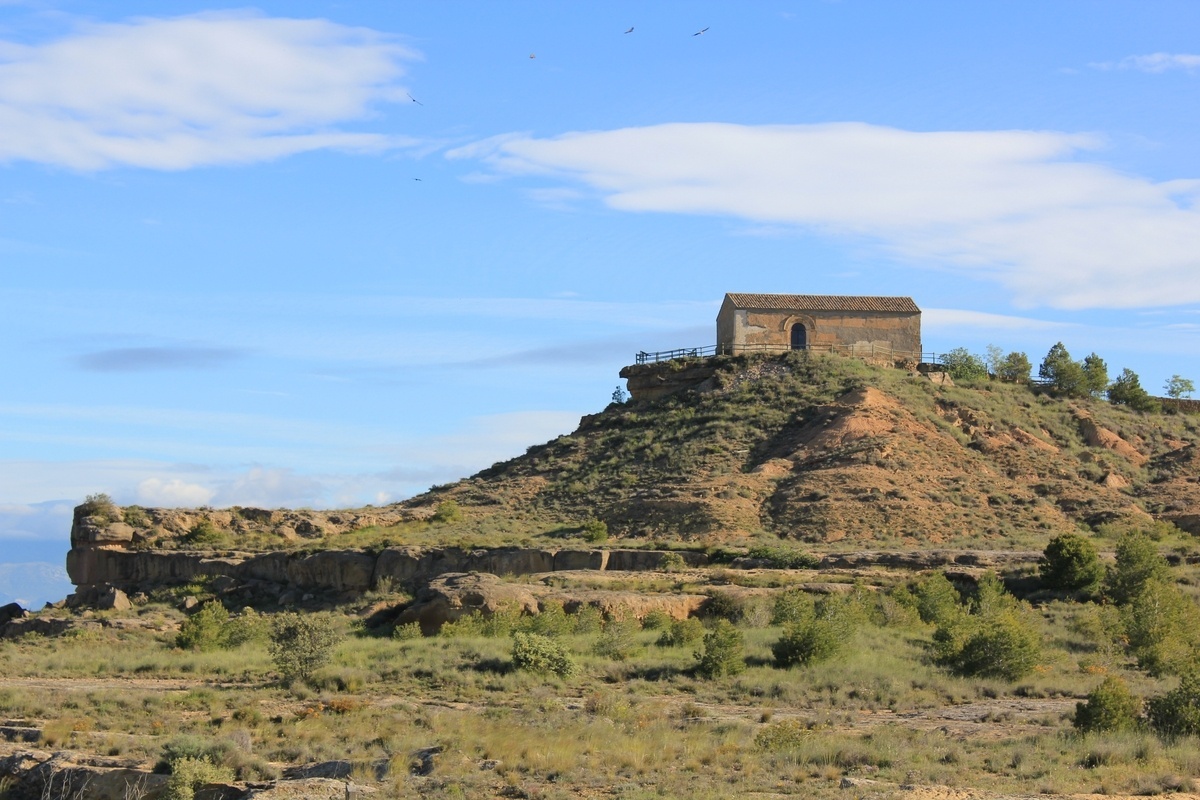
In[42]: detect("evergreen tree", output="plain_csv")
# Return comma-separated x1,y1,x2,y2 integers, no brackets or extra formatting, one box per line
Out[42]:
1081,353,1109,397
1108,368,1158,411
1039,342,1086,397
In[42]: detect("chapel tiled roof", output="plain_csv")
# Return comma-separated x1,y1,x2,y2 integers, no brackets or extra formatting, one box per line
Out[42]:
724,293,920,314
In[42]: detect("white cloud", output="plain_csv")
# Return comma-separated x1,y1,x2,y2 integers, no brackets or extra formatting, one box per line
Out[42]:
923,309,1074,331
137,477,215,506
451,122,1200,310
1092,53,1200,73
210,468,324,508
0,11,419,170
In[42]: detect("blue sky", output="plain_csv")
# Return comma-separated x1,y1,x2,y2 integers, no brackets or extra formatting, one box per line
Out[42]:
2,1,1199,603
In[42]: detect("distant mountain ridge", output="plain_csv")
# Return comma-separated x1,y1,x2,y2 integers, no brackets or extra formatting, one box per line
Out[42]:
0,562,73,607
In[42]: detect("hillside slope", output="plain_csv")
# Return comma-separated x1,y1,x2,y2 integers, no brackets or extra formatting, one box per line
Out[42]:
405,352,1198,549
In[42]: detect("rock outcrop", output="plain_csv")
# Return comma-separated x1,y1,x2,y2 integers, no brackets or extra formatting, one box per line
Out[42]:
66,543,710,603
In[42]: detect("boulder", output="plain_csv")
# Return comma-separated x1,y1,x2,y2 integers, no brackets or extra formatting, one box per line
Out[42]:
0,602,26,627
65,583,131,611
396,573,541,634
97,585,132,611
244,778,376,798
550,590,707,621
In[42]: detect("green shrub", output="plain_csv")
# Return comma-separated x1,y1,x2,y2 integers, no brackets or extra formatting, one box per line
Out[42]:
745,546,819,569
268,613,341,684
1121,579,1200,676
392,622,422,640
481,605,523,637
438,606,523,638
943,612,1043,681
656,617,705,648
1074,676,1142,734
694,620,745,678
660,551,687,572
183,520,230,548
431,500,463,524
1040,533,1105,594
932,574,1042,681
160,735,231,767
879,586,922,628
772,616,845,668
572,605,605,635
914,572,962,626
176,602,229,652
640,609,672,631
770,588,816,626
80,492,117,523
439,612,485,638
165,757,234,800
704,591,747,623
754,719,810,751
593,619,641,661
520,600,573,637
511,632,577,678
1147,672,1200,737
1105,531,1171,606
224,608,270,647
581,518,608,543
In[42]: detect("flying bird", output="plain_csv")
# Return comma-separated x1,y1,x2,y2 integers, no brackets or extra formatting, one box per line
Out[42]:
624,26,634,34
693,27,709,36
529,53,536,59
407,93,423,106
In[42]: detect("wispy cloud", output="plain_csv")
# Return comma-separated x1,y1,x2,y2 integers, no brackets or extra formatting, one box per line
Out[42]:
1091,53,1200,73
0,408,583,507
0,11,420,170
923,309,1074,331
452,122,1200,310
74,345,246,372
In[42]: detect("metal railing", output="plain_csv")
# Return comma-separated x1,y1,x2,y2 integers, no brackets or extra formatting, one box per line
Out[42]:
635,342,942,366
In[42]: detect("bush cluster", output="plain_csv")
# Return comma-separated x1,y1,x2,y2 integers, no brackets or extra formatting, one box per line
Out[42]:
1039,532,1104,594
1074,675,1142,734
176,603,270,651
928,572,1043,681
771,593,857,668
268,613,341,683
511,631,577,677
656,617,705,648
694,619,745,678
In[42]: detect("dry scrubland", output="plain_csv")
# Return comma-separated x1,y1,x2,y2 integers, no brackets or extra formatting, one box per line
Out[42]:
5,353,1200,799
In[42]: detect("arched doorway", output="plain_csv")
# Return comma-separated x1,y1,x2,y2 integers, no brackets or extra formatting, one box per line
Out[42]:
790,324,807,350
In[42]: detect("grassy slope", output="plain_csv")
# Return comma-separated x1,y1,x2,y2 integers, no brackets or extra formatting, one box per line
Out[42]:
395,352,1199,552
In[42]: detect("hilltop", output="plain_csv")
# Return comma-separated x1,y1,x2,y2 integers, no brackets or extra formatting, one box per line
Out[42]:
69,352,1199,561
